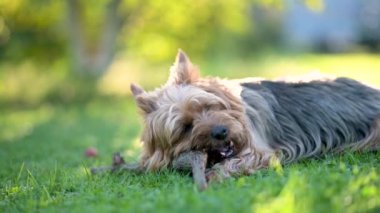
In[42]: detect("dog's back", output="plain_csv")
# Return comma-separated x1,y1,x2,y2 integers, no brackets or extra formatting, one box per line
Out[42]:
241,77,380,162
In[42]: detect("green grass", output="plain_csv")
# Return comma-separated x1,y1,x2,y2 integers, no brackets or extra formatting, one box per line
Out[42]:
2,53,380,212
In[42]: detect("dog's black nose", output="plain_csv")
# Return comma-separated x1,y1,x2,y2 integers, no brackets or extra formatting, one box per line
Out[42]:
211,125,229,140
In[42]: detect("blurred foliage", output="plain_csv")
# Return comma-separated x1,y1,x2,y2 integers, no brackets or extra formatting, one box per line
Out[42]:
0,0,331,61
0,0,65,62
304,0,325,13
0,0,323,64
0,0,253,63
125,0,253,61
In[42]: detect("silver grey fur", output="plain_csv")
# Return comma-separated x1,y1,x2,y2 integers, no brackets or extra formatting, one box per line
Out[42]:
241,77,380,163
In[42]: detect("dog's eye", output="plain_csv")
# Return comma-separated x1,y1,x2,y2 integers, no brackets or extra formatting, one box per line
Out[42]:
183,123,193,133
205,103,223,111
205,104,213,110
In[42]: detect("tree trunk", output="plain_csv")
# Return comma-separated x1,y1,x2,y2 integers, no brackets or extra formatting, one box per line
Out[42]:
66,0,124,77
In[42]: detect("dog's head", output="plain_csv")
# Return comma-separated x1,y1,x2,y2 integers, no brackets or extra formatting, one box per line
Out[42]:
131,50,252,170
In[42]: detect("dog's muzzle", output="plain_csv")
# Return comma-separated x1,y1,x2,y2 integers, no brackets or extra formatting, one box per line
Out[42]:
205,125,236,166
210,125,234,157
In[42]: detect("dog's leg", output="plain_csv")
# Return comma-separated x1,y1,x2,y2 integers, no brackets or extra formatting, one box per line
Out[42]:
360,118,380,151
206,152,275,182
336,118,380,153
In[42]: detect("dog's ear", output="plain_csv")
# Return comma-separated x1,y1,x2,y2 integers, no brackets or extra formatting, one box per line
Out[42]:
131,83,144,96
130,83,157,114
167,49,199,85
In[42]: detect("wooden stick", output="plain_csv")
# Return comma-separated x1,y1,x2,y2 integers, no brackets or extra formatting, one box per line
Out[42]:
91,151,209,191
90,153,142,174
172,151,208,191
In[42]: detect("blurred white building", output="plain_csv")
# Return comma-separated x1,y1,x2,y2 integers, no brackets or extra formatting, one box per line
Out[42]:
282,0,380,52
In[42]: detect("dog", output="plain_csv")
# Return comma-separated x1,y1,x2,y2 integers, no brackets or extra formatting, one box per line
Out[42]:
130,50,380,182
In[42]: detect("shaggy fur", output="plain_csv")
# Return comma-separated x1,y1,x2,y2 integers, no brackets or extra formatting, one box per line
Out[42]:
131,50,380,182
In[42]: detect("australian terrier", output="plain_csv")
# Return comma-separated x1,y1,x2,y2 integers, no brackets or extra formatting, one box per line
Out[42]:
130,50,380,182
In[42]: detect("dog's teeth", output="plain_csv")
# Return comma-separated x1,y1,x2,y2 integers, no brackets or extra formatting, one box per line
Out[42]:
227,149,233,156
220,152,226,156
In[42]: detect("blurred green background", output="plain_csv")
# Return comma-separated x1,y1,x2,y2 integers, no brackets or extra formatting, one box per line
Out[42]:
2,0,380,212
1,0,380,106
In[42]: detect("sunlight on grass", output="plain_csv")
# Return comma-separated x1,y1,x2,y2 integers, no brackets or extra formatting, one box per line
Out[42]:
98,59,142,96
344,168,380,212
1,54,380,102
251,160,380,213
121,136,143,161
97,53,380,97
252,174,304,213
98,56,168,96
265,54,380,86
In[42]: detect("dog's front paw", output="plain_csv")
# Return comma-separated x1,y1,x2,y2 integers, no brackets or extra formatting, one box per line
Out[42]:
206,170,222,183
205,166,228,183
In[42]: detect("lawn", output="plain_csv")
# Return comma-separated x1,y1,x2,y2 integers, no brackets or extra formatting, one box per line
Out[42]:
1,53,380,212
